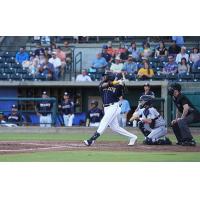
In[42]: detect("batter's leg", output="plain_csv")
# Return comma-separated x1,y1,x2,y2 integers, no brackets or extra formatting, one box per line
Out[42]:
109,116,137,138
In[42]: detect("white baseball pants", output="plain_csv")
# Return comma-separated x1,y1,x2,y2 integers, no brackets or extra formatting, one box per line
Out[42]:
63,114,74,127
97,103,136,138
148,126,167,141
40,114,52,127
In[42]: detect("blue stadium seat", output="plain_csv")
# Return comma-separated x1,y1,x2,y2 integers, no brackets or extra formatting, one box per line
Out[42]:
194,74,200,82
125,73,136,81
10,73,21,81
153,74,166,81
0,73,9,80
16,68,28,74
22,73,34,81
0,57,5,63
178,73,194,82
35,73,46,81
167,73,178,81
6,57,15,64
4,68,15,74
191,66,200,74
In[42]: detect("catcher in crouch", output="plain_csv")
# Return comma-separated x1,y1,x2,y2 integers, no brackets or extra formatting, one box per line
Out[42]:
129,95,171,145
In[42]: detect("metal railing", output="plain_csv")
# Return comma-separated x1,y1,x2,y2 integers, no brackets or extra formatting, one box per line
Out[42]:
74,51,82,79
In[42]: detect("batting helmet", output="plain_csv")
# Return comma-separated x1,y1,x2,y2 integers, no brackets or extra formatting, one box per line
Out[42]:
102,72,115,82
139,95,153,109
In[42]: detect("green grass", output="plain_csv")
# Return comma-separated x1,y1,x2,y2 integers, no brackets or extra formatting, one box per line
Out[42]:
0,151,200,162
0,132,199,162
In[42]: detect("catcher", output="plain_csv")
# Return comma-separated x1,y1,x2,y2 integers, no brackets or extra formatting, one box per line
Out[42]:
129,95,171,145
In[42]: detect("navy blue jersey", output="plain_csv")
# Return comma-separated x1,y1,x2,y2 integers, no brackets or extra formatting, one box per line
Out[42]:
99,82,123,105
36,101,52,116
87,108,103,123
7,113,22,125
142,91,155,97
61,100,74,115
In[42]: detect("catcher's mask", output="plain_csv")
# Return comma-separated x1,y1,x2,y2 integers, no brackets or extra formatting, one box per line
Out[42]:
139,95,153,109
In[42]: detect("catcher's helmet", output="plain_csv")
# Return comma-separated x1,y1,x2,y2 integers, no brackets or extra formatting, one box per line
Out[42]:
91,100,98,107
139,95,153,108
168,83,181,96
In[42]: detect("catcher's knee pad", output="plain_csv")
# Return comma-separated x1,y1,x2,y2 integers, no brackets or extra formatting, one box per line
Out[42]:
138,121,150,137
143,138,156,145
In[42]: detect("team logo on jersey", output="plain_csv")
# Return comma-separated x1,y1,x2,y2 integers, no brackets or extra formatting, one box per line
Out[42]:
103,87,116,93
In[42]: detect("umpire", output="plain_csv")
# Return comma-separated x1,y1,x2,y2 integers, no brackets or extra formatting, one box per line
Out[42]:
168,83,200,146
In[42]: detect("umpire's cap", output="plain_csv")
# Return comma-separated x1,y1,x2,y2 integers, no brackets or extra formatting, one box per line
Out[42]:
168,83,181,96
91,100,98,107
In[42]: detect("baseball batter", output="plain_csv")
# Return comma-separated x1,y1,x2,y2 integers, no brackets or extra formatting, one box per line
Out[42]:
84,73,137,146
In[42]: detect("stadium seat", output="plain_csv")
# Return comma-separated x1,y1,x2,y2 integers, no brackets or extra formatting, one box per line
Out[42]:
167,73,178,81
16,68,28,74
4,68,15,74
191,66,200,74
125,73,136,81
194,74,200,82
153,74,166,81
10,73,21,81
6,57,15,64
0,73,9,80
22,73,34,81
12,63,22,69
35,73,46,81
0,57,5,63
178,73,194,82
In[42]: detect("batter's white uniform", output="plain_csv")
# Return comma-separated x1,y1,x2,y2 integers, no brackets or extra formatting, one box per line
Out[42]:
140,107,167,141
97,102,136,139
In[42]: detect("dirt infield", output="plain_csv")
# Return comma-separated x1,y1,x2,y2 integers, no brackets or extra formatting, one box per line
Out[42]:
0,141,199,154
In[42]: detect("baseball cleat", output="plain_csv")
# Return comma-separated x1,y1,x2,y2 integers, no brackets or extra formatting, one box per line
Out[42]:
128,136,137,146
181,140,196,146
84,140,94,146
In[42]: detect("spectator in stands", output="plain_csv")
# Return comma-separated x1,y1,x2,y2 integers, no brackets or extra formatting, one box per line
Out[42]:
137,60,154,80
49,52,62,80
37,57,54,80
176,46,189,63
101,45,112,63
38,53,46,65
155,41,168,61
15,47,29,64
161,55,178,75
193,59,200,70
50,42,57,52
115,42,127,56
110,56,124,74
44,47,52,59
128,41,140,61
168,40,181,56
140,41,153,59
122,55,138,74
172,36,184,46
189,47,200,63
91,53,107,70
76,69,92,82
41,36,51,45
107,41,115,56
62,41,73,67
56,46,66,80
34,43,45,56
178,57,190,76
22,54,38,76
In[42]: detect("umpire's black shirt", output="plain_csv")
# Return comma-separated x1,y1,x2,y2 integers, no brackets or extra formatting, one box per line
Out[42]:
173,93,199,115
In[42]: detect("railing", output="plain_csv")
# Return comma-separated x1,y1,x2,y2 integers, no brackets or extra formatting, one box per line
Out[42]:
74,51,82,79
0,97,57,126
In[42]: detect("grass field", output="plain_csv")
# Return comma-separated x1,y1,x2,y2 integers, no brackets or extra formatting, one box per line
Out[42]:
0,132,199,162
